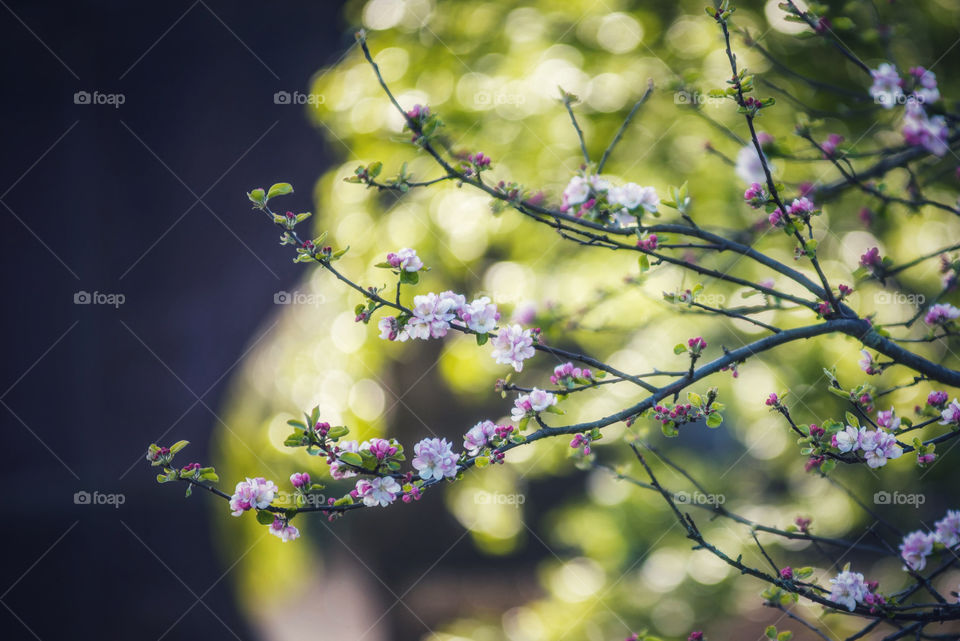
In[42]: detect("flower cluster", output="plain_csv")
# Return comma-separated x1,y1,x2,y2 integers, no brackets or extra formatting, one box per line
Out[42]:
463,420,498,456
386,248,424,272
560,174,658,228
550,362,594,387
490,324,536,372
828,569,871,611
924,303,960,326
511,388,558,423
269,517,300,542
411,438,459,481
869,63,948,155
379,290,509,355
899,510,960,571
743,182,767,208
355,476,402,507
832,424,902,468
940,398,960,426
229,477,278,516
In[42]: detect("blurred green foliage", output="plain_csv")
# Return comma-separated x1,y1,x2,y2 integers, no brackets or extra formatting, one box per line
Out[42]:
214,0,960,638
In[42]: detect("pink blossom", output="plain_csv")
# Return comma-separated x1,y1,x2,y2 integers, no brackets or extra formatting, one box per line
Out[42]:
928,391,949,408
463,420,497,456
859,350,880,375
934,510,960,548
821,133,844,157
406,292,461,339
355,476,402,507
490,324,536,372
787,197,815,217
768,208,785,228
876,407,901,431
406,104,429,120
899,530,935,571
386,248,424,272
859,428,902,468
471,152,492,168
869,63,904,108
765,393,780,407
903,102,949,156
229,477,278,516
743,182,766,208
268,517,300,542
364,438,399,461
910,66,940,103
636,234,658,250
511,388,557,422
411,438,459,481
550,362,593,385
924,303,960,326
687,336,707,352
940,399,960,425
829,569,868,611
860,247,881,268
378,316,407,341
459,296,500,334
289,472,310,488
561,176,591,210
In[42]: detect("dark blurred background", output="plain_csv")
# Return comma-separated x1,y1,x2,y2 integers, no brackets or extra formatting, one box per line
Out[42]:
0,2,350,638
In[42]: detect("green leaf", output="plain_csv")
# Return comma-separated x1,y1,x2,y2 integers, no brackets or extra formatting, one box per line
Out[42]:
255,510,275,525
765,626,777,640
638,254,650,272
399,270,419,285
795,567,814,579
777,632,792,641
844,412,859,428
267,183,293,200
339,451,363,467
475,333,488,346
169,440,189,453
674,343,687,355
706,412,723,428
247,188,265,205
661,421,679,437
327,425,349,440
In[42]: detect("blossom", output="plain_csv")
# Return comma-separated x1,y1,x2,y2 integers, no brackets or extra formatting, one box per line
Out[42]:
687,336,706,352
406,292,461,340
833,425,860,453
928,391,949,408
329,440,360,480
511,388,557,422
561,176,591,210
821,133,844,157
551,362,593,385
636,234,658,251
860,247,881,268
460,296,500,334
768,208,785,228
289,472,310,488
743,182,766,208
463,420,497,456
934,510,960,548
910,66,940,103
859,350,880,375
859,428,902,468
609,183,659,213
355,476,402,507
787,197,815,217
903,103,949,156
386,248,424,272
229,477,278,516
924,303,960,326
735,143,768,184
869,63,904,108
378,316,408,342
490,324,536,372
268,518,300,542
876,407,901,431
899,530,935,571
364,438,398,461
940,399,960,425
829,569,868,611
412,438,459,481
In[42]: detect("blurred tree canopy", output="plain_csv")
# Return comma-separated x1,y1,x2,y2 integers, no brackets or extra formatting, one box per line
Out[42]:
214,1,960,638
